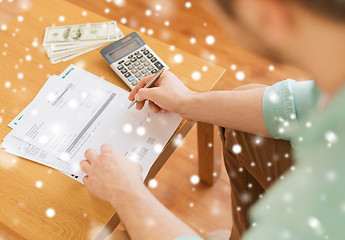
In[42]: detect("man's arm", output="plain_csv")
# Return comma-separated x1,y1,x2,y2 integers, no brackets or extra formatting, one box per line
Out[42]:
80,145,201,240
129,71,272,138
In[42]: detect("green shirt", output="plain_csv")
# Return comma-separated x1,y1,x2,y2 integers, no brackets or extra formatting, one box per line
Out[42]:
244,79,345,239
176,79,345,240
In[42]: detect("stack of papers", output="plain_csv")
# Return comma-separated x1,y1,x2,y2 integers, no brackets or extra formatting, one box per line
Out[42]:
2,65,182,183
43,21,124,64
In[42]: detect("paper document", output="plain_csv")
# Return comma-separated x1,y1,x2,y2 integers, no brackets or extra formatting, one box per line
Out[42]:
2,65,182,183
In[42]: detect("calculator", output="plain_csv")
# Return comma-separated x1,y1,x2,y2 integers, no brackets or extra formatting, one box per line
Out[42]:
100,32,169,89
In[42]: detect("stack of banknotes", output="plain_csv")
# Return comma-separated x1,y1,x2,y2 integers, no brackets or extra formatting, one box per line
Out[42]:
43,21,124,64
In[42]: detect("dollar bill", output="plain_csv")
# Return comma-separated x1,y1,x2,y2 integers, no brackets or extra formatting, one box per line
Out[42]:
43,21,119,46
43,21,125,64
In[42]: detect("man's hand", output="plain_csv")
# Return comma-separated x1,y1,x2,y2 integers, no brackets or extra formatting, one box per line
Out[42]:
80,144,143,206
128,71,194,117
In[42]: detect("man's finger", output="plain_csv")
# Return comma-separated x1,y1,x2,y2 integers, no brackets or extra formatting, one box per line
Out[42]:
128,75,154,101
101,144,114,154
80,160,91,173
148,101,160,113
135,88,159,103
83,175,89,185
136,100,145,110
84,148,98,162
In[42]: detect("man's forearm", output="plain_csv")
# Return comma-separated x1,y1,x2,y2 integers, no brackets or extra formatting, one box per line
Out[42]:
109,182,199,240
180,87,272,137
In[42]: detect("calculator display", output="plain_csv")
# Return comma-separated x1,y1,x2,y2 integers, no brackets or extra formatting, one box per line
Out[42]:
110,40,140,60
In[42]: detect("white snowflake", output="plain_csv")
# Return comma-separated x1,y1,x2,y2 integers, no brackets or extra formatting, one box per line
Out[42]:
58,15,65,22
232,144,242,154
190,175,200,185
4,81,11,88
122,123,133,134
120,17,127,24
307,216,324,235
325,131,338,144
145,9,152,16
235,71,245,81
45,208,55,218
205,35,215,45
191,71,201,80
174,54,183,63
269,92,279,103
209,54,215,61
17,15,24,22
173,134,183,146
155,4,162,11
190,37,196,44
114,0,125,7
35,180,43,188
148,179,158,188
147,29,154,35
153,144,163,153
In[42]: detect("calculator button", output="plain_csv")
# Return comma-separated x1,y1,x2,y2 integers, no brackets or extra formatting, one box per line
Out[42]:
118,60,124,64
144,73,151,77
117,65,124,70
147,65,154,71
143,50,150,55
128,76,135,82
128,65,134,70
137,65,144,70
134,61,140,66
131,58,137,62
134,51,140,55
125,61,131,66
124,72,131,78
131,80,139,86
121,68,128,74
151,69,158,74
141,47,146,52
140,58,147,63
154,61,164,69
141,69,148,74
128,54,134,58
135,72,142,78
150,57,157,63
147,54,153,59
131,69,138,74
137,54,143,59
144,62,150,66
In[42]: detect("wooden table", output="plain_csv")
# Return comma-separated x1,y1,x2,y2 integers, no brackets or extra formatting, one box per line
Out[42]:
0,0,226,239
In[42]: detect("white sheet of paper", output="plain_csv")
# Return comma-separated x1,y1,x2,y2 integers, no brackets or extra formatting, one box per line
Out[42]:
2,132,82,174
10,65,182,180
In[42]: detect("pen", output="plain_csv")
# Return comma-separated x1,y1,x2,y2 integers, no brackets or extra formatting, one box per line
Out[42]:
128,68,165,109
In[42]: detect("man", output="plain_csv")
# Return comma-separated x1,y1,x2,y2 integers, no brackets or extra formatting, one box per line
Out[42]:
80,0,345,239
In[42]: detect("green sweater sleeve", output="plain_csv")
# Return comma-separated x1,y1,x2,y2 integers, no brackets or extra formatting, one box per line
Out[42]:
262,79,319,140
